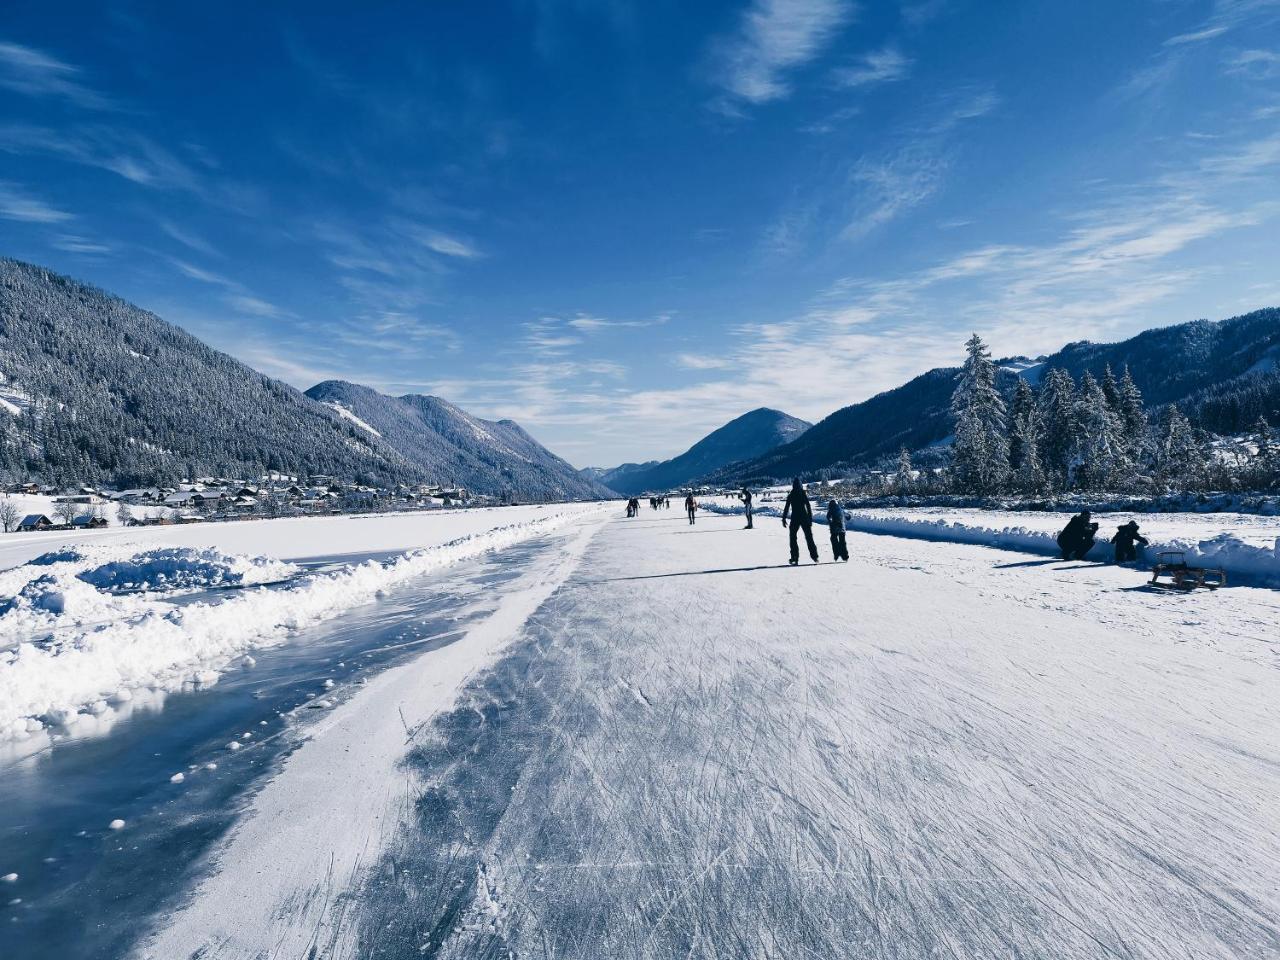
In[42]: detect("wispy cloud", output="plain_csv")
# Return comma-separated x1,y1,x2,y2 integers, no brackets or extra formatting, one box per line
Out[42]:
1226,48,1280,78
0,40,113,109
157,219,221,258
0,181,72,222
1164,25,1230,46
50,233,110,254
708,0,853,111
0,124,200,191
566,312,670,331
414,227,484,259
830,46,912,88
169,258,289,320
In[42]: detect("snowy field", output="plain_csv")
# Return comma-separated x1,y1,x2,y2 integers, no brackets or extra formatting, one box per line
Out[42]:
3,505,1278,959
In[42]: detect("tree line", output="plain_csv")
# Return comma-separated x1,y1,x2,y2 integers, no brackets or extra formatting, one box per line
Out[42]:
915,334,1280,496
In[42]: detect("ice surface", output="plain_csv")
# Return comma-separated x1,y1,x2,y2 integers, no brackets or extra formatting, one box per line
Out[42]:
0,505,605,740
137,510,1279,960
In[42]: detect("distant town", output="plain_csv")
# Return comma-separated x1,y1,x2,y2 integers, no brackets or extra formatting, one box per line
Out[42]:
0,476,484,534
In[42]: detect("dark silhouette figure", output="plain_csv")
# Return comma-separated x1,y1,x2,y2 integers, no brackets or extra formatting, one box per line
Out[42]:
741,486,754,529
1057,511,1098,560
685,493,697,525
1111,521,1149,564
826,499,849,562
781,479,819,565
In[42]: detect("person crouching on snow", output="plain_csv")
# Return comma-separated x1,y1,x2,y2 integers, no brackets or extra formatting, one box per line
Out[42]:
1111,520,1148,564
826,499,849,562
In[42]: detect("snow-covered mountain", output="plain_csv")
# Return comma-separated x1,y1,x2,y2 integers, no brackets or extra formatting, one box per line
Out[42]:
305,381,615,500
713,307,1280,483
0,257,424,487
0,258,607,499
590,407,811,495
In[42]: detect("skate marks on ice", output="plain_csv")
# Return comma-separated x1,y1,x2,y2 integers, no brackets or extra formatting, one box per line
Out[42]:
341,516,1280,959
134,518,605,960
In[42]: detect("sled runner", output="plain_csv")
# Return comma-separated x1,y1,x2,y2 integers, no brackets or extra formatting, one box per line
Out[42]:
1148,551,1226,591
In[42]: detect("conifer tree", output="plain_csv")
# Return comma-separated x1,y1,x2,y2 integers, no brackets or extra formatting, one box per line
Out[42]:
1009,379,1047,493
1072,371,1130,490
1116,366,1147,463
1153,405,1209,492
1008,378,1036,472
1036,368,1077,489
1101,364,1121,412
950,334,1010,493
893,446,914,495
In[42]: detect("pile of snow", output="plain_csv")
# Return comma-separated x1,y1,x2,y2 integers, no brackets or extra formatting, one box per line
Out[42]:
76,547,296,593
0,509,599,740
702,499,1280,585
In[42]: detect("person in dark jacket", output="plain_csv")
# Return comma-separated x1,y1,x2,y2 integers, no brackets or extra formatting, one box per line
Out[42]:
826,499,849,561
1056,510,1098,560
684,492,697,525
781,478,819,565
1111,520,1149,564
741,486,754,529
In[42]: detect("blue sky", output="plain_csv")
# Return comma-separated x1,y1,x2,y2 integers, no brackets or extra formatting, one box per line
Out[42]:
1,1,1278,467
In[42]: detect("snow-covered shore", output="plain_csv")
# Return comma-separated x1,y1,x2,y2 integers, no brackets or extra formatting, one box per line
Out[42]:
0,504,606,741
703,499,1280,585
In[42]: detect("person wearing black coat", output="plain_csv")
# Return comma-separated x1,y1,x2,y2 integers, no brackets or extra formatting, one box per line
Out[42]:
741,486,754,529
1111,520,1149,564
826,499,849,562
684,492,697,525
781,479,819,565
1057,511,1098,560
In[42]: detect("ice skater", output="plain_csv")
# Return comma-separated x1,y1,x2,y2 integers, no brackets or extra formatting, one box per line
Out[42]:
740,485,754,529
684,492,697,525
1110,520,1148,564
781,478,819,565
826,498,849,562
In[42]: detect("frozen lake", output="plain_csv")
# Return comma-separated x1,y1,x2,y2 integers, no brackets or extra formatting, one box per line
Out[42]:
3,507,1278,959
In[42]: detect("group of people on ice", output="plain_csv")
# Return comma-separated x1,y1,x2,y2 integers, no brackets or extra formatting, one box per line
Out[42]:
630,479,849,564
731,479,847,564
625,496,671,517
1057,510,1149,564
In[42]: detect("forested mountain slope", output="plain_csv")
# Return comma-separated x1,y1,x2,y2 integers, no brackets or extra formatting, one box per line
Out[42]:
0,258,419,486
714,308,1280,482
305,381,614,500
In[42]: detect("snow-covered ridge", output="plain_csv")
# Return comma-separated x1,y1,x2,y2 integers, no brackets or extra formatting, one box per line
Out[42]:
702,500,1280,585
0,509,601,740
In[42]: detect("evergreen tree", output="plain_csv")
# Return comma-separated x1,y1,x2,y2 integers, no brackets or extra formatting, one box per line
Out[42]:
1009,380,1047,493
893,446,914,495
1116,366,1147,465
1008,379,1036,472
1071,372,1131,491
950,334,1010,493
1036,368,1077,489
1251,416,1280,489
1153,405,1209,492
1101,364,1121,412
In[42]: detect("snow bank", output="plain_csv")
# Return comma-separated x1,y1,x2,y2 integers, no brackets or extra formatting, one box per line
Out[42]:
702,499,1280,586
0,509,600,740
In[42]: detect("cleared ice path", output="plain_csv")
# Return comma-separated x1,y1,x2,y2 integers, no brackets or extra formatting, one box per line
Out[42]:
0,525,592,960
135,509,1279,960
